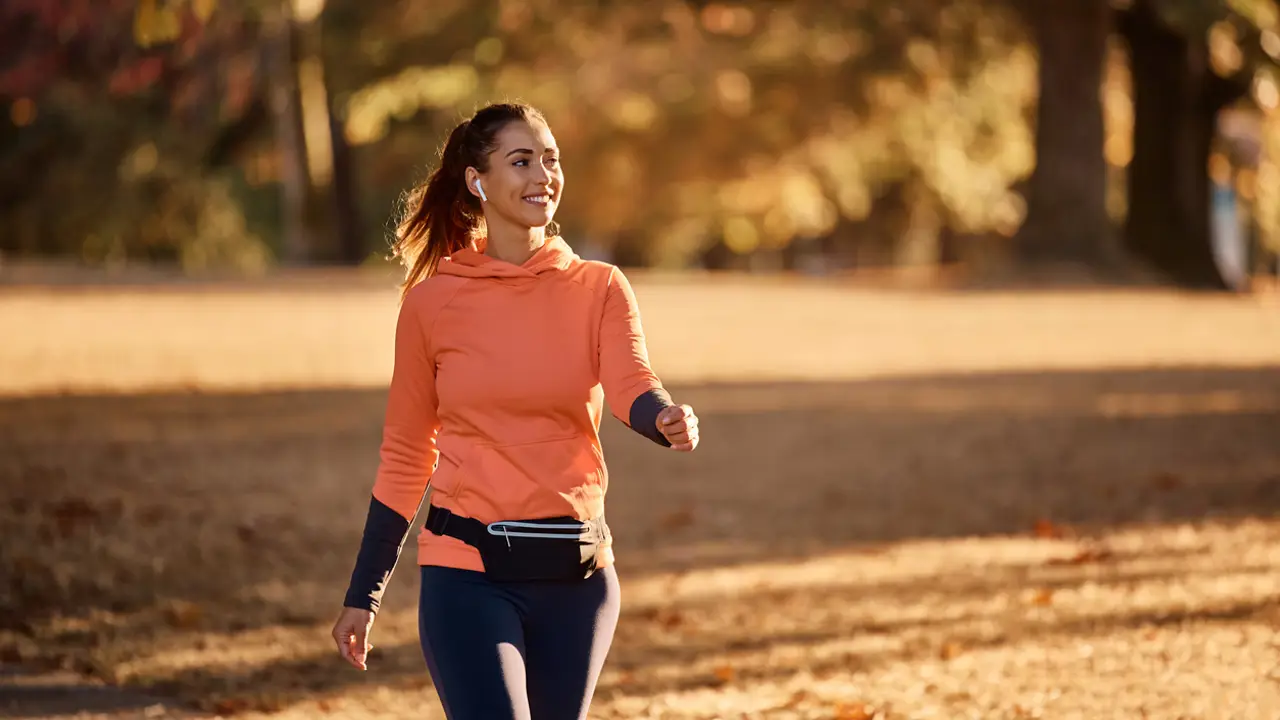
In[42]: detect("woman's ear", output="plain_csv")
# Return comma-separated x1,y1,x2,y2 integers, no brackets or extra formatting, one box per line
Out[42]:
464,167,485,201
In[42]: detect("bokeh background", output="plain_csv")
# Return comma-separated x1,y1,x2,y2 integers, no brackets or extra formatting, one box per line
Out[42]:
3,1,1280,719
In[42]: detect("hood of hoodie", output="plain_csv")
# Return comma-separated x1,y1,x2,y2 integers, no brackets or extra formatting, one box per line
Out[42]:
437,236,578,281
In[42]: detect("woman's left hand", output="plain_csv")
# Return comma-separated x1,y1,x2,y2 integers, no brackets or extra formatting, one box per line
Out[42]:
656,404,699,452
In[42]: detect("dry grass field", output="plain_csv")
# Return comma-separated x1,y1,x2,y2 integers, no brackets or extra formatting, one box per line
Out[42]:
2,269,1280,719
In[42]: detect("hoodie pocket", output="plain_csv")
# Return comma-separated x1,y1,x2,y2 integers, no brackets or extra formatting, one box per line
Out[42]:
455,434,608,522
428,444,473,499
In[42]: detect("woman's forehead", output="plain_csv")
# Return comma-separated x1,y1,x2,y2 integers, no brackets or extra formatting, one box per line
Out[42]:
494,120,557,152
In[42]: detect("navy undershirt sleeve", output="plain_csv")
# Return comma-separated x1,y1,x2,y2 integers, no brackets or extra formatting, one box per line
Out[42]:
343,496,411,613
628,388,674,447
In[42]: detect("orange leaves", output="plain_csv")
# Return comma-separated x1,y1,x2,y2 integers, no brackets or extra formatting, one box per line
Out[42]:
1047,545,1115,566
939,640,965,660
1031,517,1115,566
1032,517,1071,540
833,701,878,720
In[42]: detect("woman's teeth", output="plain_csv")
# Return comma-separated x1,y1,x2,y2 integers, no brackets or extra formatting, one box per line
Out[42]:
523,195,550,205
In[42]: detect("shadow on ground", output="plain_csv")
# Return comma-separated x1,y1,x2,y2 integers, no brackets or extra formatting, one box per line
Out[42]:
2,364,1278,714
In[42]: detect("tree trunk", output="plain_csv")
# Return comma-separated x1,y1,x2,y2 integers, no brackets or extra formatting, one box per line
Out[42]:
1119,0,1243,289
263,1,311,266
328,109,365,264
1015,0,1118,269
319,25,364,266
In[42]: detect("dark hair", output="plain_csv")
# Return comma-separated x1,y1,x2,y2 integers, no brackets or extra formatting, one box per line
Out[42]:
391,102,550,300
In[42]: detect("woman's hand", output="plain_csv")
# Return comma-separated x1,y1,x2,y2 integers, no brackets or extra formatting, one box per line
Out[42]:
656,404,699,452
331,606,375,671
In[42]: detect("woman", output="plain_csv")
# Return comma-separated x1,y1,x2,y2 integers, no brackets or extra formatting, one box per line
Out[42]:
331,102,700,720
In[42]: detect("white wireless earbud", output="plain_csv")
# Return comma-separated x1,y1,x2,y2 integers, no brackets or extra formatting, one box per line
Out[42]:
475,179,488,202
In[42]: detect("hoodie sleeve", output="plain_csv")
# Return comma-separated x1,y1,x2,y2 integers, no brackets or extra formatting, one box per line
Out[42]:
599,266,673,447
344,291,441,613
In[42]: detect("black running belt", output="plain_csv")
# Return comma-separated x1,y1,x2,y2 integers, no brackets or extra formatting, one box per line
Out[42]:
424,504,610,547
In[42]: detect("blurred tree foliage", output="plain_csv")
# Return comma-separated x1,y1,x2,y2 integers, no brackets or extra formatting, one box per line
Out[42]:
0,0,282,272
1,0,1277,284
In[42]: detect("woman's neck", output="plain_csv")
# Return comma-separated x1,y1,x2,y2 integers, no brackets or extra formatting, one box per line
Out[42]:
483,219,547,266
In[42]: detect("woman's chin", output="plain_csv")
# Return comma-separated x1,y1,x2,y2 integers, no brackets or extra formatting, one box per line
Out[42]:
522,209,556,228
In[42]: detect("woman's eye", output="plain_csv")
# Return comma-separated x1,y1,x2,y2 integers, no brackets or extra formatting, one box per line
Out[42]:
546,157,560,167
513,159,528,167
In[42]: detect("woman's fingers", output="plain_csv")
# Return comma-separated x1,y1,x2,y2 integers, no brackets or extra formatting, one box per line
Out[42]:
332,608,374,671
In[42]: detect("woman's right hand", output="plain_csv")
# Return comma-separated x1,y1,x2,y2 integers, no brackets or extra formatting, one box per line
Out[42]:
331,606,376,671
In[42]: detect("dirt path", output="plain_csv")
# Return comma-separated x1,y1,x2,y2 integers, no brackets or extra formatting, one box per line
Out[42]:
2,273,1279,719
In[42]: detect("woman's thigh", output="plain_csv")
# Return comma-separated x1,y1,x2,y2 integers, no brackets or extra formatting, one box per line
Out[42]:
418,566,531,720
522,566,622,720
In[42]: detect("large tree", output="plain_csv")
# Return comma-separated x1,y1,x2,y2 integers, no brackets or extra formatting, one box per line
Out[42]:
1014,0,1122,273
1016,0,1277,288
1118,0,1274,289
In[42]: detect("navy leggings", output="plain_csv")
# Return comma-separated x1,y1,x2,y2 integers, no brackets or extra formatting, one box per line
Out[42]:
418,565,622,720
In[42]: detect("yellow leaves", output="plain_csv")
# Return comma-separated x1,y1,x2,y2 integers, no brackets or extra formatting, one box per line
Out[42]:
133,0,181,49
345,65,481,145
609,93,659,132
1227,0,1279,32
1210,21,1246,76
192,0,217,23
133,0,217,48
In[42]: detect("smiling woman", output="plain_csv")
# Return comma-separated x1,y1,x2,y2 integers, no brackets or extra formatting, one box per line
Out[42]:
329,102,701,720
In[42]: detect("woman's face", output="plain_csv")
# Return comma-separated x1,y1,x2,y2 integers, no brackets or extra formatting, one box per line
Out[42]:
469,119,563,231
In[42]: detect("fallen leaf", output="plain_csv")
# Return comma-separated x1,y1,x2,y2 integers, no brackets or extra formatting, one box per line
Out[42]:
1151,472,1182,491
1031,588,1055,606
47,497,101,537
1032,518,1069,539
940,640,964,660
712,664,735,683
1048,546,1114,566
834,701,876,720
137,505,167,527
163,599,204,629
659,507,695,530
783,689,811,708
211,697,251,715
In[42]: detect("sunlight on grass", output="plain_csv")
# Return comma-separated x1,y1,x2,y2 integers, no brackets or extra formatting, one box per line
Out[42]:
2,274,1279,396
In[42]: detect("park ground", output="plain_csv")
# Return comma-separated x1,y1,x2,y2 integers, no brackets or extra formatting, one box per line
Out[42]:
2,268,1280,719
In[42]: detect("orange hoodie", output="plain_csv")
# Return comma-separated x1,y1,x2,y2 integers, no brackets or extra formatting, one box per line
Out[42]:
343,237,672,610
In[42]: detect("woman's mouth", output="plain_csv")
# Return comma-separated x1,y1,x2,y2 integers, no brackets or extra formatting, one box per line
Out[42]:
523,194,551,207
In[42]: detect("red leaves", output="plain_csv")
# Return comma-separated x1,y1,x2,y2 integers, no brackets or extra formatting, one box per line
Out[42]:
0,54,59,97
108,57,165,96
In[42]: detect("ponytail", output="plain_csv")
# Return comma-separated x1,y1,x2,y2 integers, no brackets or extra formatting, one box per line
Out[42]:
391,121,480,302
390,103,549,302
